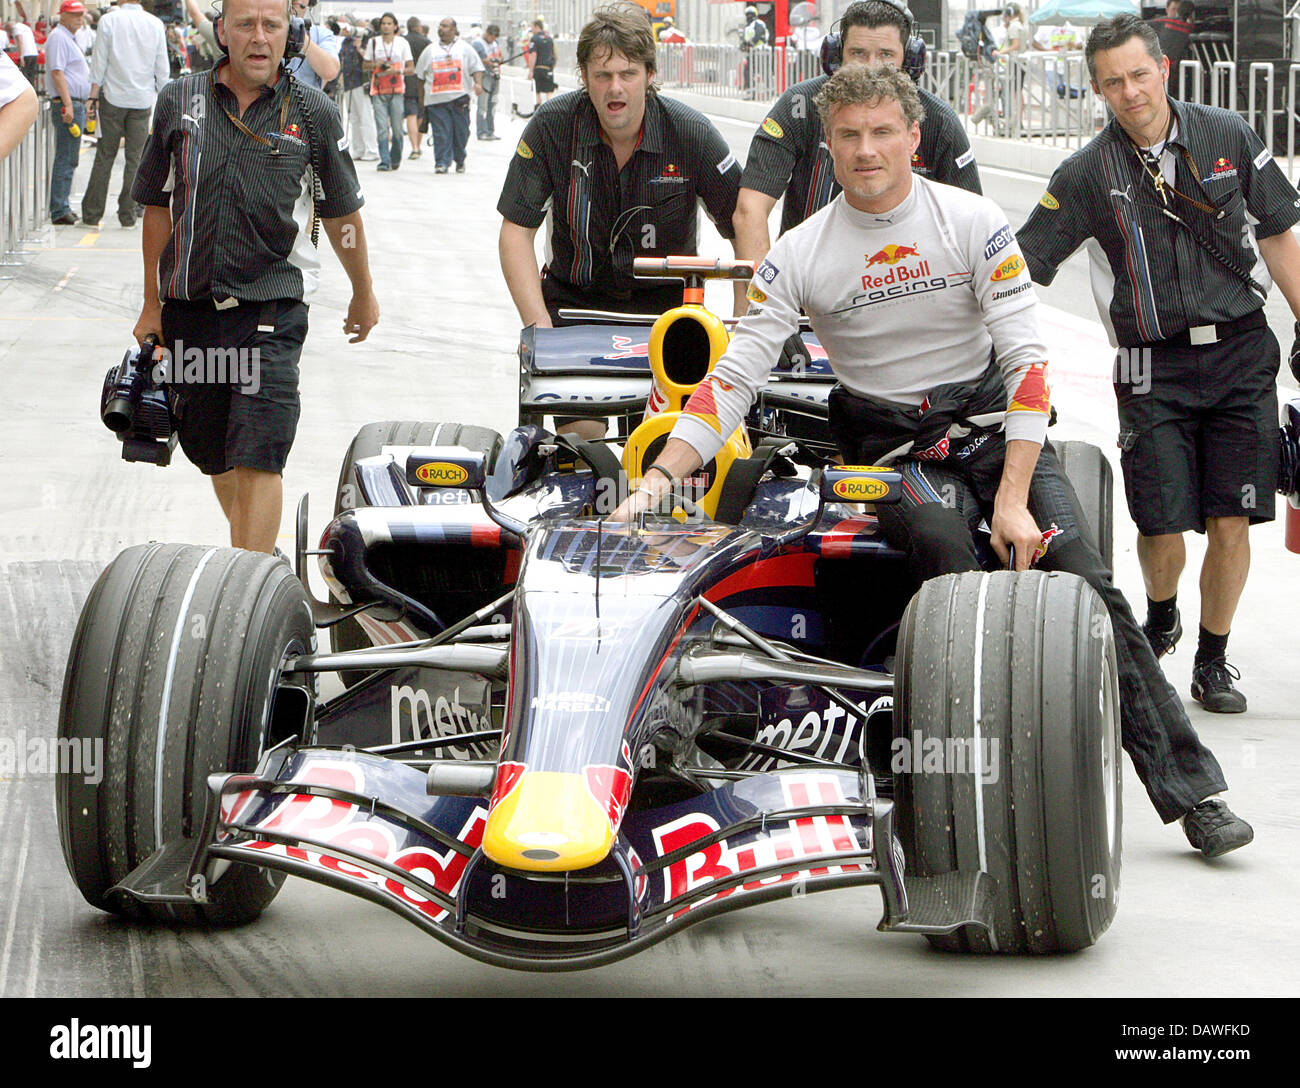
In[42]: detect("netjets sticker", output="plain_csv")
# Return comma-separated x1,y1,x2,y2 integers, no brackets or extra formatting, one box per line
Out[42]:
1038,191,1059,210
1254,147,1273,169
516,139,533,159
955,148,976,169
717,151,736,174
762,117,784,139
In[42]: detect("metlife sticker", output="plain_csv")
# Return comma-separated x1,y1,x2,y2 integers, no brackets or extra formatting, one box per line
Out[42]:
983,225,1013,261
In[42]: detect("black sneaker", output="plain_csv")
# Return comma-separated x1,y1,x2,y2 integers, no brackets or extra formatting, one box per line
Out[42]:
1191,656,1247,713
51,213,77,225
1182,798,1254,857
1143,608,1182,658
455,163,465,173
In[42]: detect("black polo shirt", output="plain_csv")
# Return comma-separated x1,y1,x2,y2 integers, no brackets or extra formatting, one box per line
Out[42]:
497,90,742,300
1017,99,1300,347
740,75,982,236
133,61,364,303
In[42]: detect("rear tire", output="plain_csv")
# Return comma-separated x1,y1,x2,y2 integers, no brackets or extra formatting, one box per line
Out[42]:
1051,440,1113,570
895,570,1121,953
57,544,315,925
330,421,502,684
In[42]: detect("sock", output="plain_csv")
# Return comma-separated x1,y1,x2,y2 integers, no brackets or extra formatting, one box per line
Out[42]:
1146,594,1177,628
1196,626,1229,665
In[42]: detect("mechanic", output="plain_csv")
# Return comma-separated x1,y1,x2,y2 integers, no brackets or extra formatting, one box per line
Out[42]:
735,0,981,275
0,50,38,158
1017,14,1300,714
130,0,379,554
613,64,1253,859
497,2,744,437
526,17,556,108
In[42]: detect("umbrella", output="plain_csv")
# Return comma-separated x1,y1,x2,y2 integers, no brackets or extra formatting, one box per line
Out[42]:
1028,0,1139,25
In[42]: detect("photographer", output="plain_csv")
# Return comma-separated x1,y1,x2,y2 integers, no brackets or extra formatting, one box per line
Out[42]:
131,0,379,554
335,14,378,160
282,0,339,90
363,11,411,170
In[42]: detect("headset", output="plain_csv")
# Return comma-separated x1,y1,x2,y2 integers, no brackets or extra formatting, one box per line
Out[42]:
820,0,927,82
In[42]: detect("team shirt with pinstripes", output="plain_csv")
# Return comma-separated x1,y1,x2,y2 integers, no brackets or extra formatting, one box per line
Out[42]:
133,62,364,303
741,75,982,237
1017,99,1300,348
497,90,742,299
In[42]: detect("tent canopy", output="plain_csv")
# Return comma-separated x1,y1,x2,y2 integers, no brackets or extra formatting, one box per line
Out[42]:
1028,0,1139,25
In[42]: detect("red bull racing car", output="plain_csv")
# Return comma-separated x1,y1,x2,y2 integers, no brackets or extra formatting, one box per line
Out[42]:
57,260,1123,969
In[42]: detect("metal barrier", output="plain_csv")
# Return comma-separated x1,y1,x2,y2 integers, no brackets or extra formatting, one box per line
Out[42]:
926,50,1103,152
555,39,824,100
1,94,51,280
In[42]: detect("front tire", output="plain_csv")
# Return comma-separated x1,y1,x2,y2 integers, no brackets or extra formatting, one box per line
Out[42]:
57,544,315,925
895,570,1121,953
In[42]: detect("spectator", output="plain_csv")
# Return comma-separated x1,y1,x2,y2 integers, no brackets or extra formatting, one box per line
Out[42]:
1149,0,1195,92
415,17,482,175
0,50,38,159
11,15,39,84
526,17,554,107
992,4,1026,58
471,21,502,140
658,16,686,44
403,15,430,157
83,0,169,230
45,1,92,226
364,11,411,171
75,11,96,55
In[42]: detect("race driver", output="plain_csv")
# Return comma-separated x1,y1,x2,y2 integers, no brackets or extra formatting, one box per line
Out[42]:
612,64,1253,858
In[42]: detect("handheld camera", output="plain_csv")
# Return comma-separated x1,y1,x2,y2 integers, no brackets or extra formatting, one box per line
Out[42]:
100,334,178,466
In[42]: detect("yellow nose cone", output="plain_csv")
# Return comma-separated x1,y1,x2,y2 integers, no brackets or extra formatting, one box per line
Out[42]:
483,771,615,872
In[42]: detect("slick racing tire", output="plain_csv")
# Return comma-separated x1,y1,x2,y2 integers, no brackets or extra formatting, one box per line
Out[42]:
57,544,315,926
1051,440,1114,571
895,570,1121,953
330,421,503,685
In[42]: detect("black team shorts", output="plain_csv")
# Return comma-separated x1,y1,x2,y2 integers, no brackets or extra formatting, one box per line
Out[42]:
161,298,309,477
1113,319,1279,535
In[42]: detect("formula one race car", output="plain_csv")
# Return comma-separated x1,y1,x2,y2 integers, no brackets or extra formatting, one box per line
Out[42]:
57,260,1122,968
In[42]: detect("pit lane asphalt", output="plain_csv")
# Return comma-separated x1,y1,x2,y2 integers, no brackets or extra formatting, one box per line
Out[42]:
0,93,1296,998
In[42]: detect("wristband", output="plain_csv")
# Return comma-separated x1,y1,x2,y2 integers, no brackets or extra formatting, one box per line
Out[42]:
644,463,674,486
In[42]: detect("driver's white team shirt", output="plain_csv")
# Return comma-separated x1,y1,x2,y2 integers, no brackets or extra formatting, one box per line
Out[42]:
671,176,1052,464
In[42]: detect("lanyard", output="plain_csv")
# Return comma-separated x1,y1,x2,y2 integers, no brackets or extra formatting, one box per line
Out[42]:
210,67,293,152
1126,108,1224,218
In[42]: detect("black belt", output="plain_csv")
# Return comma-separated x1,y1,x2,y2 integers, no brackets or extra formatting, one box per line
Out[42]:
1133,309,1266,350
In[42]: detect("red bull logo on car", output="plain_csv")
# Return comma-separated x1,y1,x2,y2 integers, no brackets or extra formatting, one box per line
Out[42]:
865,243,921,267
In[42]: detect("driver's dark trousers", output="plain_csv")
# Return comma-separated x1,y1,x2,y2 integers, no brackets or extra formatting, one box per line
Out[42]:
873,439,1228,823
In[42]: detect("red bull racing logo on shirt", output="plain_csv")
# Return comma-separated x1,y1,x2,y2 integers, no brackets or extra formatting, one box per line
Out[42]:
861,244,930,289
865,243,921,267
1208,156,1237,180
